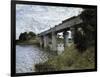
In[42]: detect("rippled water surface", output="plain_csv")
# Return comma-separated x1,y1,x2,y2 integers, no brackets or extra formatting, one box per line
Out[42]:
16,44,64,73
16,45,51,73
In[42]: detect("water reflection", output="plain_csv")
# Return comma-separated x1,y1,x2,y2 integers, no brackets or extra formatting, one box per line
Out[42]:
16,45,50,73
16,44,64,73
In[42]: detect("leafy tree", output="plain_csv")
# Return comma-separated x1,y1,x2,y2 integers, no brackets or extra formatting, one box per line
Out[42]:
19,31,36,41
73,8,97,52
19,32,28,41
80,8,96,44
28,31,36,37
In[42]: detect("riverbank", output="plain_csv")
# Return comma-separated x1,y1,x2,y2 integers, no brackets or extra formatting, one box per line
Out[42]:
16,39,40,46
35,44,95,72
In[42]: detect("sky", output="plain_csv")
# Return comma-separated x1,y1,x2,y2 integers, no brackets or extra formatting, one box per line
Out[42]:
16,4,83,39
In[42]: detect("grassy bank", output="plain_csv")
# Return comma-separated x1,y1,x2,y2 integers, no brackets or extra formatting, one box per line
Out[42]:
35,44,95,72
16,39,40,46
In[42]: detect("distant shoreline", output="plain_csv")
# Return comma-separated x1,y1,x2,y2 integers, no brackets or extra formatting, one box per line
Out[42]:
16,39,40,46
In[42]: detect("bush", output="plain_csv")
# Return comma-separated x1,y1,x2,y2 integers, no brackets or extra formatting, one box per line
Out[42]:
35,44,95,71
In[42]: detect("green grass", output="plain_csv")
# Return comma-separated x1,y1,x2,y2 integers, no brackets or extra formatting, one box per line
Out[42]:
35,44,95,72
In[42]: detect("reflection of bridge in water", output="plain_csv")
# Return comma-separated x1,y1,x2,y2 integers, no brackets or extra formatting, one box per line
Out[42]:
38,16,83,53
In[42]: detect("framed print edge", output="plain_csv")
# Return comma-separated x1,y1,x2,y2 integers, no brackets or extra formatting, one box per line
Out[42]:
11,0,97,76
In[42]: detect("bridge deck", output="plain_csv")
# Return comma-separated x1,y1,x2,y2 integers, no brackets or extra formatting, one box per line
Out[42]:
39,16,83,36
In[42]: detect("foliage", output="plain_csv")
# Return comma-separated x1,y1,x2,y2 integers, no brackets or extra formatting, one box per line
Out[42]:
73,8,97,52
19,32,28,41
80,8,97,41
19,31,36,41
29,31,36,37
80,8,97,27
35,44,95,72
73,27,87,52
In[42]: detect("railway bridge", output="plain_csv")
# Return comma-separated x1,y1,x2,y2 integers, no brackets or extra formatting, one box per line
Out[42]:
38,16,83,52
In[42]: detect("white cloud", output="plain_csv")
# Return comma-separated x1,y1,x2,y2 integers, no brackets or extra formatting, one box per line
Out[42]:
16,4,83,39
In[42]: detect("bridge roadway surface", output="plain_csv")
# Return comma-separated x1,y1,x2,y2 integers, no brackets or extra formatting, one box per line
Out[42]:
39,16,83,36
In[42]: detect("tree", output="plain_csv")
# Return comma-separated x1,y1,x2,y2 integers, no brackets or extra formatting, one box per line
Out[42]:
28,31,36,37
19,31,36,41
80,8,97,44
73,8,97,52
19,32,28,41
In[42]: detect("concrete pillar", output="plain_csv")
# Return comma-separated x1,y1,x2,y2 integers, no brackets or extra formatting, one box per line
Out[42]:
63,30,69,47
43,36,47,48
51,32,57,51
70,28,75,39
43,35,49,48
39,36,43,48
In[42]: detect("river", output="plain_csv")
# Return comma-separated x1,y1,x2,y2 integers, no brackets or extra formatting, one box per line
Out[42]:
16,44,64,73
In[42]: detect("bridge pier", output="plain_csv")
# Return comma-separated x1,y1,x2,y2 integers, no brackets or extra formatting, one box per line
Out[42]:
63,30,69,47
39,36,43,48
43,35,49,48
52,32,57,51
70,28,74,39
38,16,83,53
